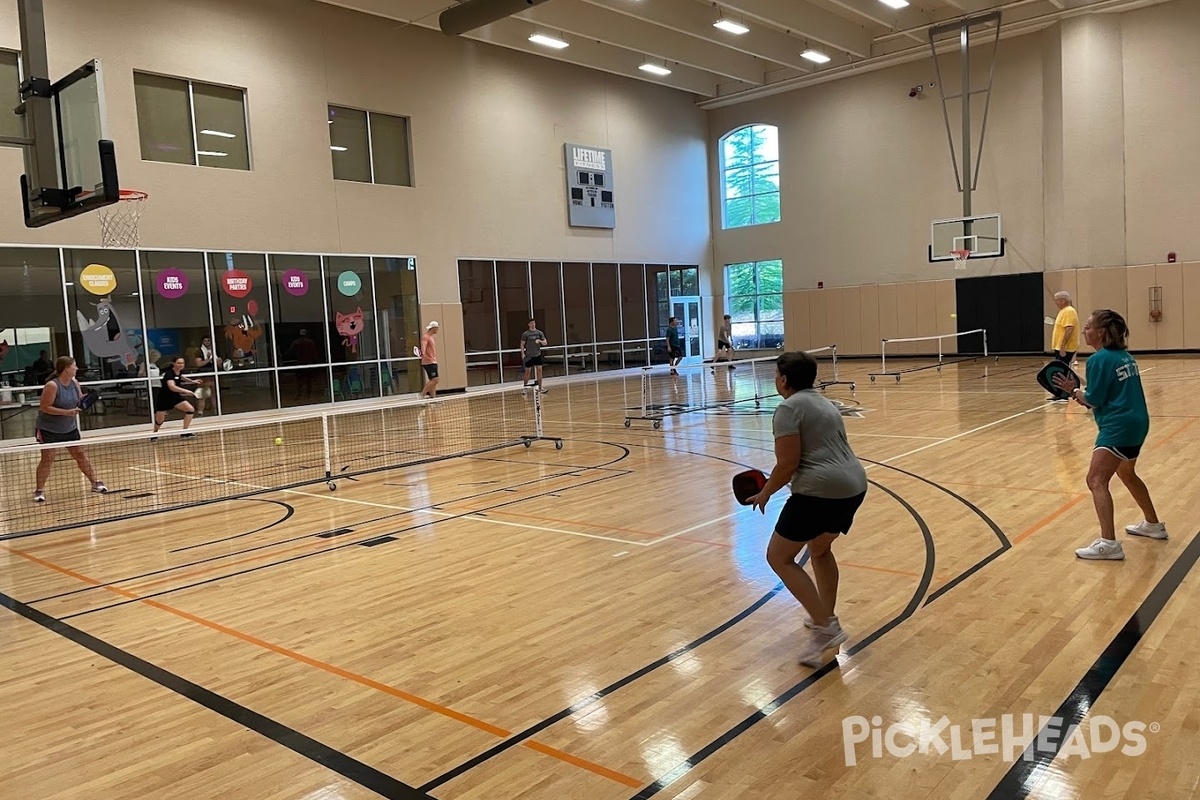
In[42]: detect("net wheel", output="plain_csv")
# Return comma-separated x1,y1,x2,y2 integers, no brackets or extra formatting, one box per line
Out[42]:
895,376,901,383
851,383,857,391
524,440,532,448
870,375,876,383
555,440,563,450
653,421,662,430
327,481,336,491
624,419,631,428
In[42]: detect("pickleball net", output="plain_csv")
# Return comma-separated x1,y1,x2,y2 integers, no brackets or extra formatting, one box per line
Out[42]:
624,345,854,428
0,385,560,538
867,328,992,383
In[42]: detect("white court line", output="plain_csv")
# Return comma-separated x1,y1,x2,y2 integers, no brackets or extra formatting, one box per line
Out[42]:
129,465,646,547
645,509,745,546
873,401,1052,467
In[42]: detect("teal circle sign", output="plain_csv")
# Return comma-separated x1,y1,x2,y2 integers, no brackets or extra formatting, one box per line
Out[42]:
337,271,361,297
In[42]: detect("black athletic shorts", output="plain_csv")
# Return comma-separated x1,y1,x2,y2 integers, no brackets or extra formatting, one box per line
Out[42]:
524,355,544,368
1096,444,1142,461
775,491,867,543
422,363,439,379
717,340,731,351
36,427,81,445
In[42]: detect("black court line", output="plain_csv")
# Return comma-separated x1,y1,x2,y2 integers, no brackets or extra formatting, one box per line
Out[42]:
418,582,791,793
986,530,1200,800
57,470,633,620
0,590,431,800
170,498,296,552
626,479,936,799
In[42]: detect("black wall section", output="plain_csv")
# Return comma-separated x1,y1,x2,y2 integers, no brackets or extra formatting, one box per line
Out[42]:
955,272,1044,353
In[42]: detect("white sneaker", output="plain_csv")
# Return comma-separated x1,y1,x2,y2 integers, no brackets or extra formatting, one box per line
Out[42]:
803,613,838,630
798,619,848,667
1075,538,1125,560
1125,520,1168,540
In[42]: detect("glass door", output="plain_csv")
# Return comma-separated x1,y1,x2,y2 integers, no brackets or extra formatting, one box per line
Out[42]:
671,297,702,363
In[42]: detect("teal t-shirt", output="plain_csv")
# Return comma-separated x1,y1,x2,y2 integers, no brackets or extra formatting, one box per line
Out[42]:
1084,347,1150,447
667,326,681,348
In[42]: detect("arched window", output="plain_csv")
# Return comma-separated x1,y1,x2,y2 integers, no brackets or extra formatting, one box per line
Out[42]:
719,124,780,228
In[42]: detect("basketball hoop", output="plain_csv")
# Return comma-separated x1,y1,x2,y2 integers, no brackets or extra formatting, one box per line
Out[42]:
950,248,971,270
97,190,148,248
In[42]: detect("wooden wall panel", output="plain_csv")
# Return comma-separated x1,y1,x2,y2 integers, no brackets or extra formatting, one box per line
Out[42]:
1125,265,1158,351
1043,270,1078,352
915,282,938,339
877,283,899,347
1182,263,1200,349
933,280,957,354
420,303,467,391
895,283,918,354
1153,263,1183,350
858,284,881,356
830,286,863,354
808,289,831,352
784,290,810,352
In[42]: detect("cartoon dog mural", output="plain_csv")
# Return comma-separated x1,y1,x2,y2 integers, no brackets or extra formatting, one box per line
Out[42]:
224,314,263,363
77,298,139,367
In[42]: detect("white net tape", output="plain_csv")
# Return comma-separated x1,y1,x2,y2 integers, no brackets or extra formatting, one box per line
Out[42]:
98,191,148,248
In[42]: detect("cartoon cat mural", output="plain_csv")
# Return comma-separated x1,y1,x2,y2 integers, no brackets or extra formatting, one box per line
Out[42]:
336,307,364,355
77,298,139,367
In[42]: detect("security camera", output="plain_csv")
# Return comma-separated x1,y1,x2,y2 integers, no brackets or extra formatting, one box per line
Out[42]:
909,85,924,97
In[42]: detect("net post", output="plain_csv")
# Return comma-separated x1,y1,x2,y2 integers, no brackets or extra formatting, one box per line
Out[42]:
881,339,888,377
831,344,839,383
321,412,332,481
534,383,544,439
640,366,649,418
983,328,989,359
938,334,944,369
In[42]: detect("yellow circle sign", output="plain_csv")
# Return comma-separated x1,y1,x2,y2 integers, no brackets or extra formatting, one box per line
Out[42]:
79,264,117,295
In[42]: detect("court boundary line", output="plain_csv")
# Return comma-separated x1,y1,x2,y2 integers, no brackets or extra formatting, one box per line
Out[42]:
985,530,1200,799
0,588,434,800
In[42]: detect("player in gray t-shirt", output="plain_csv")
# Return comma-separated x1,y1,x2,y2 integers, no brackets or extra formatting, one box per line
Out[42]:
520,318,549,394
746,351,867,668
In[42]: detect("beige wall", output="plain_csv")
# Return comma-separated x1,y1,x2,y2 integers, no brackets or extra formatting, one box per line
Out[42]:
0,0,711,315
709,0,1200,295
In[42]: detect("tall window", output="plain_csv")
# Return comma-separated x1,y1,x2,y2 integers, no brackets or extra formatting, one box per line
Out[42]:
726,259,783,349
0,50,21,141
719,124,779,228
133,72,250,170
328,105,413,186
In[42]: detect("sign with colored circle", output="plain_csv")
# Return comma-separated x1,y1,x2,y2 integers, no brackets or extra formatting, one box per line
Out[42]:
222,269,253,298
281,269,309,297
80,264,117,295
337,271,362,297
247,299,259,316
155,269,188,299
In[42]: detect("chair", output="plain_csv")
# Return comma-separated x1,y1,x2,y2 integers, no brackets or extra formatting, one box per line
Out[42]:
347,367,364,397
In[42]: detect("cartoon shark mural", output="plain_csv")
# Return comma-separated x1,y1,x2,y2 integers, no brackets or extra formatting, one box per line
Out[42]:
77,298,139,367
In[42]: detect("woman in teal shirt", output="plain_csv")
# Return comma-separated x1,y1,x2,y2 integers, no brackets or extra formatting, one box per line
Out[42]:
1054,310,1167,560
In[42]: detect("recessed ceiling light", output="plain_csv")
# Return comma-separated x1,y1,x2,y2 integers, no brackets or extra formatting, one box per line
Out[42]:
639,63,672,76
330,146,348,152
196,150,228,157
713,19,749,34
878,0,910,7
801,49,831,64
199,129,236,138
528,33,569,49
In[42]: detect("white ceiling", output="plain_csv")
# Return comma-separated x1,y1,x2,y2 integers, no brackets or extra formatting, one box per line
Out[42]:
317,0,1171,104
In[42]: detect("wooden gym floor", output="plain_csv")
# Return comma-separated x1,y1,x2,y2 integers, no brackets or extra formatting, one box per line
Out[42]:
2,355,1198,800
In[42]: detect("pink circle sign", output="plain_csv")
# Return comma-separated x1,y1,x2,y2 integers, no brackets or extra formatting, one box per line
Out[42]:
156,269,188,299
281,269,309,297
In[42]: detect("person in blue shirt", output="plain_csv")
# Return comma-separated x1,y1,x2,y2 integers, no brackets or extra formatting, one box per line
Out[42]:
1053,309,1166,560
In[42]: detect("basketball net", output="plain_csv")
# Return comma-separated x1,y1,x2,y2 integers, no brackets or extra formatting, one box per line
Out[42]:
950,248,971,270
98,190,148,248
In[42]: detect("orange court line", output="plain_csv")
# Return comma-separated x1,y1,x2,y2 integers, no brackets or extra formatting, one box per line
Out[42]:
1150,417,1198,451
1,543,644,788
840,561,922,579
931,480,1081,496
1011,494,1088,545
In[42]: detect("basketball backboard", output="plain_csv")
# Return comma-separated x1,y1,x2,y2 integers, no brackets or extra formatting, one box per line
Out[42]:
19,59,119,227
929,213,1004,262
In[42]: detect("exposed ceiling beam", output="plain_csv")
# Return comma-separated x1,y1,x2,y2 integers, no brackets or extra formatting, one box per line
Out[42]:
819,0,934,43
710,0,874,57
518,0,768,84
584,0,816,73
468,16,727,95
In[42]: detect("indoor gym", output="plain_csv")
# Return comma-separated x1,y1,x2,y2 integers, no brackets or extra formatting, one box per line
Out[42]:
1,0,1199,799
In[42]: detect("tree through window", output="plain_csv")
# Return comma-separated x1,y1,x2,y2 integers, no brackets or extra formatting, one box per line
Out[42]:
720,125,780,228
726,259,783,349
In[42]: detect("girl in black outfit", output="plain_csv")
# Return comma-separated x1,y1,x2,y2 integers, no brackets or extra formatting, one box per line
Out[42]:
153,356,200,438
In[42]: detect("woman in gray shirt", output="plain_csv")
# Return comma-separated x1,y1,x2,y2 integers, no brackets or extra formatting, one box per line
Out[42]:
747,351,867,668
33,356,107,503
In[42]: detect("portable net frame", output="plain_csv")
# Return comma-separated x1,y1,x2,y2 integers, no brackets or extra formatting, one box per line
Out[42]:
624,345,853,429
867,328,996,383
0,385,561,539
97,189,148,248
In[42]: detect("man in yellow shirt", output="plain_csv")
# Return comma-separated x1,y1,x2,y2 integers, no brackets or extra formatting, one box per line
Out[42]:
1050,291,1080,400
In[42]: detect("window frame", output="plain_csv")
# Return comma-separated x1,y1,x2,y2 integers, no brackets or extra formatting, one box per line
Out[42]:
724,259,784,350
327,103,414,187
132,70,252,170
718,124,780,229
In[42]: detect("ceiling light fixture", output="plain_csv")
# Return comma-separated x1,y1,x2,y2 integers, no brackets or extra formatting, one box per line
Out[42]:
713,18,749,34
639,62,672,76
878,0,910,7
801,48,831,64
196,150,228,157
528,33,569,49
199,129,236,138
330,146,348,152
